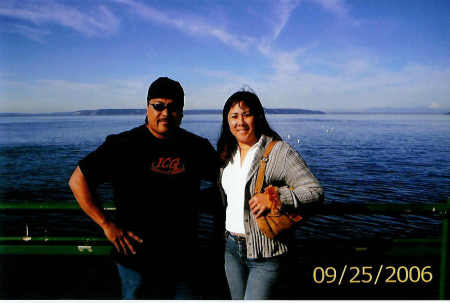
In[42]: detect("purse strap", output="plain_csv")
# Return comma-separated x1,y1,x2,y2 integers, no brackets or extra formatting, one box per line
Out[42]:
253,140,303,223
254,140,278,194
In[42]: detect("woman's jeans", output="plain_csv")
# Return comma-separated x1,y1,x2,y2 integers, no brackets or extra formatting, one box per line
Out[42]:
225,232,286,300
116,263,198,300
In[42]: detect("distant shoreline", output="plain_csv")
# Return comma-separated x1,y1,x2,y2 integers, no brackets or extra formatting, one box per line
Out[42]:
1,109,449,117
0,108,326,117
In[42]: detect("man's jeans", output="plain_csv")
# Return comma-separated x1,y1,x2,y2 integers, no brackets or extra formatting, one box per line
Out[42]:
116,263,199,299
224,232,286,300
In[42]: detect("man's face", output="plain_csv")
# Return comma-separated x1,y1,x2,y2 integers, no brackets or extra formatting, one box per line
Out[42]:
146,98,183,138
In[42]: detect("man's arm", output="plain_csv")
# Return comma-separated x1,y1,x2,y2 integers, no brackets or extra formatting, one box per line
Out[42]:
68,165,142,255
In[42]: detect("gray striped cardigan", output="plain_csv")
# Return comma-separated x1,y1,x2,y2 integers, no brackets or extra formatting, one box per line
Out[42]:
219,135,324,259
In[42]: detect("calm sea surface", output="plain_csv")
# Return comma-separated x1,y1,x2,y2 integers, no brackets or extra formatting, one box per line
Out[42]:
0,114,449,240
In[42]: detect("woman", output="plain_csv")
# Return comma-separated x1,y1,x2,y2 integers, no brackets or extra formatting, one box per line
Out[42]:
217,90,323,300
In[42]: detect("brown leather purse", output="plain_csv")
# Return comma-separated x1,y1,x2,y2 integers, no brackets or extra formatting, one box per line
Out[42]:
253,141,302,239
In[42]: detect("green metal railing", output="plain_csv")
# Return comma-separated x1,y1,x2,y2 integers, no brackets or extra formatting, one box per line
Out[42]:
0,237,111,255
0,201,115,256
0,201,116,211
0,198,449,298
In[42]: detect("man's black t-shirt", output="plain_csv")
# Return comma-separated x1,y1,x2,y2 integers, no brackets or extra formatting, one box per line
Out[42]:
79,124,220,272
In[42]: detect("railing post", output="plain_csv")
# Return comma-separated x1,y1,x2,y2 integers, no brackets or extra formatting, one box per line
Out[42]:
439,197,449,299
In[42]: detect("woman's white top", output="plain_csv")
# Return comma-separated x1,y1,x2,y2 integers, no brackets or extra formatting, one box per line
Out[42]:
221,137,263,234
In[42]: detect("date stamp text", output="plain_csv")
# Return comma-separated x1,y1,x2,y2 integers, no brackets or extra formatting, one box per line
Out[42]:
313,265,433,285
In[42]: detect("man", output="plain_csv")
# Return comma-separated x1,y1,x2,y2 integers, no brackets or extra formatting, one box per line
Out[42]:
68,77,223,299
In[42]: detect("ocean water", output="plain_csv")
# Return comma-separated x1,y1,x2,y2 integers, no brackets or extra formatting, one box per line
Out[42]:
0,114,449,240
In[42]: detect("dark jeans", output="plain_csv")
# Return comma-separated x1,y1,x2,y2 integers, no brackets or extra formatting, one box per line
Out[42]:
224,232,286,300
116,263,199,300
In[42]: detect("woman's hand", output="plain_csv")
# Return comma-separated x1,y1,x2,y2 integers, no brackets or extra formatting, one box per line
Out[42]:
249,193,272,218
101,221,143,255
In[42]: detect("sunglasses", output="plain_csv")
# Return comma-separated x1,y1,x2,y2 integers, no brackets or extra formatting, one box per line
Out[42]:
149,102,181,112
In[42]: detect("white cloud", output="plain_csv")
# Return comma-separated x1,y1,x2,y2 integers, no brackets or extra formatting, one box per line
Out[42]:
310,0,348,18
110,0,309,90
271,0,302,40
254,0,363,79
194,62,450,111
0,1,120,39
342,59,371,75
36,78,151,102
308,0,359,25
2,63,450,113
271,48,305,75
0,23,50,42
113,0,253,51
112,0,312,74
196,69,251,84
0,78,150,113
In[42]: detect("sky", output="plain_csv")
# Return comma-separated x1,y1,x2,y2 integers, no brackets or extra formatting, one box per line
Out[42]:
0,0,449,113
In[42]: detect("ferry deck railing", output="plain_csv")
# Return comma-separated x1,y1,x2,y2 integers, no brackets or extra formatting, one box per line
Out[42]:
0,198,449,299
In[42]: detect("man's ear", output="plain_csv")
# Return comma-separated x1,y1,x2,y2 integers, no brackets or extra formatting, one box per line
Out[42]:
145,105,150,123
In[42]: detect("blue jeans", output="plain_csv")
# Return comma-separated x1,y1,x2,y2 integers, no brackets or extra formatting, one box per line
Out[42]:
224,233,286,300
116,263,199,300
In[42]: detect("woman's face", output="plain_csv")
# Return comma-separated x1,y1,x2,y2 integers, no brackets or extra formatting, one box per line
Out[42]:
227,101,258,147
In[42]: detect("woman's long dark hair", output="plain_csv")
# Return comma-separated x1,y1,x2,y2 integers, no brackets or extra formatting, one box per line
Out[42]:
217,90,282,164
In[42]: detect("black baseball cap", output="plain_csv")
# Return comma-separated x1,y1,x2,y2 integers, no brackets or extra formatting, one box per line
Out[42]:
147,77,184,109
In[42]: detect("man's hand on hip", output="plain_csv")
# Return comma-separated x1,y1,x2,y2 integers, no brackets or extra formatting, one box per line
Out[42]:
102,221,143,255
